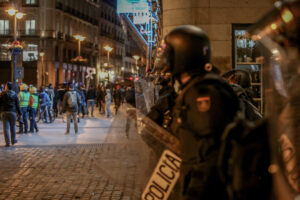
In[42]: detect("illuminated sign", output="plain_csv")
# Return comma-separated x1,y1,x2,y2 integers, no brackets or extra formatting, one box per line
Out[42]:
133,2,149,24
117,0,148,14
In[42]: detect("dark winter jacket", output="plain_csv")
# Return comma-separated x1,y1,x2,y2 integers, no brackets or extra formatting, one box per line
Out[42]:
86,89,96,100
0,90,21,115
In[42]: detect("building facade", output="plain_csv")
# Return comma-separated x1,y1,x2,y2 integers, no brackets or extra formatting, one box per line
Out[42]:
98,0,125,84
161,0,275,73
0,0,99,87
0,0,148,87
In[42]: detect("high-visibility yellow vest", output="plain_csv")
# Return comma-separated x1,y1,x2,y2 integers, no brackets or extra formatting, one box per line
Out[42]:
30,94,38,109
19,92,30,107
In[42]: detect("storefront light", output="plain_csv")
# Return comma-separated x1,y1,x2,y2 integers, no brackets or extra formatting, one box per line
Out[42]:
281,9,293,23
270,23,277,30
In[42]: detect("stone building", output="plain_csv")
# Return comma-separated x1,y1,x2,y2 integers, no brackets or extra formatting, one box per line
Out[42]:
0,0,99,87
98,0,125,84
161,0,275,72
98,0,147,84
122,15,147,79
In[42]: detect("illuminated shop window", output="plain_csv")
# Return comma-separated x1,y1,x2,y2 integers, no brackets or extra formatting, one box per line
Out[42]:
23,44,38,61
233,24,264,113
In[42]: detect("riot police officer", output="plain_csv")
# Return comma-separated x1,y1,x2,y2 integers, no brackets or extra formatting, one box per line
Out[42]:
160,25,240,199
18,83,30,134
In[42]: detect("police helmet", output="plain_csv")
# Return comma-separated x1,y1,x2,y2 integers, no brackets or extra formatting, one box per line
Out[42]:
160,25,213,78
222,69,251,89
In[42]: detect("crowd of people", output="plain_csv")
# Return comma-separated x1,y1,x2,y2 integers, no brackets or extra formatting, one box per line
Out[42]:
0,81,135,147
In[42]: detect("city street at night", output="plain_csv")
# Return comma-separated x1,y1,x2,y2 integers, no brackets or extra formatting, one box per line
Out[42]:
0,107,145,200
0,0,300,199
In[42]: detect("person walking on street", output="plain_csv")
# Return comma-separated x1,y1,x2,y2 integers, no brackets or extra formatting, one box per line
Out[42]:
79,86,86,118
113,85,121,114
18,83,30,134
28,87,39,133
62,83,80,134
0,82,21,147
38,87,51,123
105,88,112,118
99,86,106,114
86,86,96,117
120,85,126,105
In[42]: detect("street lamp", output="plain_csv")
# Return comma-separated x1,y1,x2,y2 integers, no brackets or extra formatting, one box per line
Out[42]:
74,34,86,57
7,8,24,42
39,52,45,86
7,8,24,85
133,55,140,76
104,45,113,82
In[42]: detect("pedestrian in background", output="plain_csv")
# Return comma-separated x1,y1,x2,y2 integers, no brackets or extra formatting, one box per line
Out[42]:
62,83,80,134
99,86,106,114
105,88,112,118
79,86,86,118
18,83,30,134
53,86,59,117
28,87,39,133
38,87,51,123
113,85,121,114
86,85,96,117
0,82,21,147
120,85,126,104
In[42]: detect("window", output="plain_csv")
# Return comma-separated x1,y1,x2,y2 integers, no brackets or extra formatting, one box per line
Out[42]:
25,0,36,4
25,20,35,35
233,24,264,113
0,20,9,35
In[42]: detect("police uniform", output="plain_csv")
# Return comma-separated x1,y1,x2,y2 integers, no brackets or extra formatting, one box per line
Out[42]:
171,74,239,199
18,84,30,133
159,25,240,199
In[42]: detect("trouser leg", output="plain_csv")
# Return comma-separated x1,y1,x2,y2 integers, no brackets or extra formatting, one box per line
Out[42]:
2,113,10,145
91,100,94,116
66,112,71,133
73,112,78,133
9,112,17,143
23,107,28,133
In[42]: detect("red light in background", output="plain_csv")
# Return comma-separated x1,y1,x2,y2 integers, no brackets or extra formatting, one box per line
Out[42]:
129,77,133,81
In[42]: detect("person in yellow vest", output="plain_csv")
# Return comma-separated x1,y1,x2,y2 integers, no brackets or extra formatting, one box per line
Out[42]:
18,83,30,134
29,87,39,133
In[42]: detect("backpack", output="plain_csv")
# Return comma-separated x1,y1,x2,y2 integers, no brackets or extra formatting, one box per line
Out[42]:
67,91,77,108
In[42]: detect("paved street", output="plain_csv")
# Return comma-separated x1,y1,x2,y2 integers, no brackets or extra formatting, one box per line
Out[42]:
0,106,151,200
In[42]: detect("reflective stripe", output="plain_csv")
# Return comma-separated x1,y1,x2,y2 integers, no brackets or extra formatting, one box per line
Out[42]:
20,92,30,107
31,95,38,109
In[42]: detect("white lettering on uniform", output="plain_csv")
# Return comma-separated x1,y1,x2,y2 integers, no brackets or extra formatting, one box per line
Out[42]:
142,150,182,200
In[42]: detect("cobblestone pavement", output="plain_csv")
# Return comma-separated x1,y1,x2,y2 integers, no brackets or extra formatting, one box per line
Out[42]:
0,106,153,200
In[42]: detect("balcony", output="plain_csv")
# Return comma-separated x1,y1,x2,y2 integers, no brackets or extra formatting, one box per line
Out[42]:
0,30,11,38
0,0,9,7
57,32,64,40
55,2,63,10
20,29,39,37
65,35,75,42
22,0,39,7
